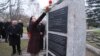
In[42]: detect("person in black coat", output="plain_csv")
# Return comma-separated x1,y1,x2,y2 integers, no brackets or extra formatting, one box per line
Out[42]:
0,21,3,39
0,22,6,39
18,20,23,37
5,20,11,42
8,20,22,55
38,22,46,50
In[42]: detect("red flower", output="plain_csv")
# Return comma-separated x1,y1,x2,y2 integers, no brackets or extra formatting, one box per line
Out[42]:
49,0,52,5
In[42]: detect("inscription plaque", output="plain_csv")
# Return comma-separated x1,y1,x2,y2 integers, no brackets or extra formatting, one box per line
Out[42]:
49,6,68,33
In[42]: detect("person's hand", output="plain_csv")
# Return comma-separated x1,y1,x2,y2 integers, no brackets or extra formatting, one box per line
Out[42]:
45,6,51,13
40,32,43,35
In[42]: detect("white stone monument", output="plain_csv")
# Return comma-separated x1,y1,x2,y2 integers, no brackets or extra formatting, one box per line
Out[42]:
47,0,86,56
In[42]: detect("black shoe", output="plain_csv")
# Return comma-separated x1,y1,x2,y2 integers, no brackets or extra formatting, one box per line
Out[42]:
5,40,8,43
11,53,16,56
18,52,22,55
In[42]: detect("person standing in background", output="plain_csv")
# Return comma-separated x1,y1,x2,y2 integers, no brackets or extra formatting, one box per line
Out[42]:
0,20,3,42
1,21,6,40
8,20,22,56
38,22,46,50
18,20,23,37
5,19,11,43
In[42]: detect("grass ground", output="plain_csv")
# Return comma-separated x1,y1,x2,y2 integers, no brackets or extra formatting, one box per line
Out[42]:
93,30,100,33
86,49,98,56
23,27,27,34
92,30,100,37
86,28,100,56
87,28,100,49
87,41,100,49
0,39,28,56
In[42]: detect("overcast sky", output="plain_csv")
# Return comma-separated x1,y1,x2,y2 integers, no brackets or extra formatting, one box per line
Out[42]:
0,0,50,17
0,0,87,17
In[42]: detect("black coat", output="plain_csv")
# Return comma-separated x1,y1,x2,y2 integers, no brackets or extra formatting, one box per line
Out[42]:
0,22,3,38
0,22,6,39
0,22,4,31
38,23,45,50
5,22,11,33
18,23,23,37
8,24,22,46
27,12,46,54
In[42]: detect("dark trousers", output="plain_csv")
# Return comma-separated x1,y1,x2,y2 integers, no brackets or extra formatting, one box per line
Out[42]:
12,44,21,54
40,38,43,50
5,34,9,42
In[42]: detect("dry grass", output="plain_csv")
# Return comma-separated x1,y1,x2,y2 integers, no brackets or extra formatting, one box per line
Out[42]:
0,39,28,56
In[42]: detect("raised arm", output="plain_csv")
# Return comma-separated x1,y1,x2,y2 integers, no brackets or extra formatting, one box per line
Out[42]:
33,6,50,26
34,12,46,26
